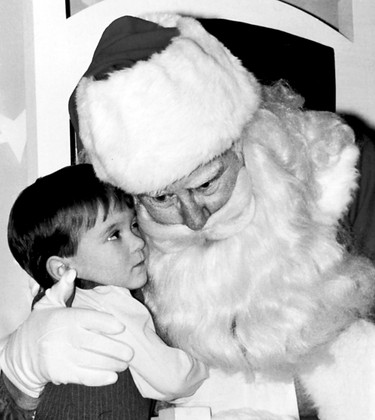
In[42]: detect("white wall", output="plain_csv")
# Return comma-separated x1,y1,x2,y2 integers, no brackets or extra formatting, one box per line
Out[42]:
0,2,34,340
0,0,375,340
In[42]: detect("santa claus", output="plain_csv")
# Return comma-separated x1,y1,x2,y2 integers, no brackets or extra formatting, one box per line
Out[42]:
1,13,375,420
69,14,375,420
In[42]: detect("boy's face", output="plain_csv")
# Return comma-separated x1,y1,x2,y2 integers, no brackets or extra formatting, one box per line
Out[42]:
69,205,147,289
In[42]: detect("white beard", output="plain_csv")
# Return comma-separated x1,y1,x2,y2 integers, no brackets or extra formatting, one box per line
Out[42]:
139,152,375,376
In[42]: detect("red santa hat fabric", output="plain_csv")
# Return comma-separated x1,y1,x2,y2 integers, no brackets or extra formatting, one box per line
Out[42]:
72,14,260,194
69,16,179,131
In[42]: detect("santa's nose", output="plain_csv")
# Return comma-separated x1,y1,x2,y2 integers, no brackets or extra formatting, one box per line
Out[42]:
178,192,210,231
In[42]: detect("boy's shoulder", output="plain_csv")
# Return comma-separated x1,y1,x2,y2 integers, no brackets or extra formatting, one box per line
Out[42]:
73,286,154,329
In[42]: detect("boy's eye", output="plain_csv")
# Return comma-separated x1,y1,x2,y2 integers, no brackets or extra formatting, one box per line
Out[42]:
108,230,120,241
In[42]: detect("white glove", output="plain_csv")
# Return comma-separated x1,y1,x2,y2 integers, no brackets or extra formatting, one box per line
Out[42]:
0,270,134,398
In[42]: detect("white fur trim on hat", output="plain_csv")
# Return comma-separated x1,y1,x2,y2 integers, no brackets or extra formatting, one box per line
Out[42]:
76,14,260,194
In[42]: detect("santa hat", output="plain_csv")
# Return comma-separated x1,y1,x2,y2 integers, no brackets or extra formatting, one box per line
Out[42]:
70,14,260,194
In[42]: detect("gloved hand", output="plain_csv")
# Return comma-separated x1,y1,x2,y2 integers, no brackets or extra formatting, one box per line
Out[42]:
0,270,134,398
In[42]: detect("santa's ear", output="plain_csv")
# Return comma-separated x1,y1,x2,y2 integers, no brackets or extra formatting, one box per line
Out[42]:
307,112,359,225
46,256,70,282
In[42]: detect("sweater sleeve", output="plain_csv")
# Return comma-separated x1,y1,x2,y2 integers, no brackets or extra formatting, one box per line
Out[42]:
0,372,37,419
73,287,208,401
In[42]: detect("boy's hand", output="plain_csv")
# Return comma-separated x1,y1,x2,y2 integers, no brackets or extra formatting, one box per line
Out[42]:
0,270,134,398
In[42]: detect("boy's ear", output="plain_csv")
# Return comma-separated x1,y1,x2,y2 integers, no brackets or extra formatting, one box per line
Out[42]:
46,256,70,282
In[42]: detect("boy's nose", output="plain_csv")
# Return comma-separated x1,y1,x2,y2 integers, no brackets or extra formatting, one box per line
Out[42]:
134,234,146,250
130,227,146,251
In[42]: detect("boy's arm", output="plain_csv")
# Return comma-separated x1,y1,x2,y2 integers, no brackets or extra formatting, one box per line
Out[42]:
127,319,208,401
74,286,208,401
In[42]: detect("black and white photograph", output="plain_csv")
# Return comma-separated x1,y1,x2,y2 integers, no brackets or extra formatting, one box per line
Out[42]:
0,1,374,419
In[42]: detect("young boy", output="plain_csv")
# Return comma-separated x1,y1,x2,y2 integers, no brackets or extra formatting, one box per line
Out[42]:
7,164,207,419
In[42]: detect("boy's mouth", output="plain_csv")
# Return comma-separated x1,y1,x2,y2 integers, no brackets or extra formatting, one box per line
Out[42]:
134,259,145,268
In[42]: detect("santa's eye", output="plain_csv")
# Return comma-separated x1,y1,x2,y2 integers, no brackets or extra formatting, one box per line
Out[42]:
196,174,221,194
130,217,141,235
154,195,168,202
150,193,175,204
138,192,175,210
131,218,138,229
198,180,212,190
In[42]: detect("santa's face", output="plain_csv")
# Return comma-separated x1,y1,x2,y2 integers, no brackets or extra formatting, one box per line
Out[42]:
137,149,244,230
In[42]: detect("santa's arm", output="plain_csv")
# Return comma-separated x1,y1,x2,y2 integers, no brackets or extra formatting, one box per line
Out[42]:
0,272,133,414
0,372,38,419
299,320,375,420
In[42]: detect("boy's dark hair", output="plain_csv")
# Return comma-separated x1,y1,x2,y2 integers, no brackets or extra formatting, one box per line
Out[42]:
8,164,133,290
